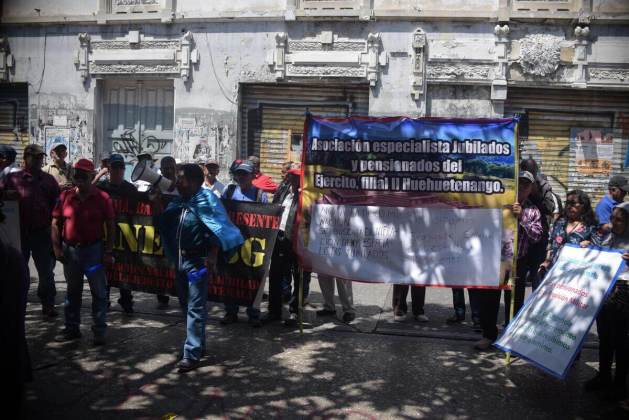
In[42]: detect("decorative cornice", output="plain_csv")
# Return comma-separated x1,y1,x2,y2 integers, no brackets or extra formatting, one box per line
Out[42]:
267,31,387,88
75,30,198,82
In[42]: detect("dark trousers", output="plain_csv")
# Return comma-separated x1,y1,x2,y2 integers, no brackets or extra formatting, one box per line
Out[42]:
452,288,481,321
157,294,170,304
21,228,56,306
478,288,502,340
268,237,311,315
596,300,629,386
392,285,426,316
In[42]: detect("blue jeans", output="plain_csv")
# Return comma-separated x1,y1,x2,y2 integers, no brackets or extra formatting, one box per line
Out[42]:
62,242,108,336
175,267,209,361
21,228,56,306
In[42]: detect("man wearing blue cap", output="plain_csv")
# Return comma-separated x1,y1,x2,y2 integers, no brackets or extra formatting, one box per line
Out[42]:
96,153,147,313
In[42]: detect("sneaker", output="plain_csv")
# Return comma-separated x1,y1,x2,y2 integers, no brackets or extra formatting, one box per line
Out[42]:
42,305,59,318
248,317,262,328
393,313,406,322
584,374,612,392
316,308,336,317
342,312,356,323
473,338,493,351
220,313,238,325
446,315,464,324
55,328,82,342
93,334,106,346
177,358,200,373
414,314,429,323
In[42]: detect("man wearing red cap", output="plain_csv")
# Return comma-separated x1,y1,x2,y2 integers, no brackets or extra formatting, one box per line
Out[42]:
1,144,60,318
51,159,115,345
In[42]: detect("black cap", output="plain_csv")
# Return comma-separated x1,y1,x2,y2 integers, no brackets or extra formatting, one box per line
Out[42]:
609,175,629,192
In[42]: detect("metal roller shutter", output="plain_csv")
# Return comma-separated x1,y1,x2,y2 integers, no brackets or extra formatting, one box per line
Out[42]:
0,83,29,165
240,83,369,183
505,88,629,203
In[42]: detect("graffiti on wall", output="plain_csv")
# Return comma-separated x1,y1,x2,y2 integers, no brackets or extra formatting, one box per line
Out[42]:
174,109,235,171
110,128,172,159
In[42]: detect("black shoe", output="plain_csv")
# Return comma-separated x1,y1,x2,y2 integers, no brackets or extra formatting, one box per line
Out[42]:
316,309,336,317
156,301,169,310
118,299,134,314
248,317,262,328
42,305,58,318
220,313,238,325
177,358,200,373
284,313,298,327
261,312,282,324
584,374,612,392
446,315,464,324
93,334,106,346
604,385,627,401
342,312,356,323
55,328,82,342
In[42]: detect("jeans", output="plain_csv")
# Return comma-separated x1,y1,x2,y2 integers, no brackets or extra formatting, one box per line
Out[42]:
62,241,108,336
174,267,209,361
21,228,56,306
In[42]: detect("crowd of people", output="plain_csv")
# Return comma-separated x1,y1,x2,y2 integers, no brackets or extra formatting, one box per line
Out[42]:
0,142,627,404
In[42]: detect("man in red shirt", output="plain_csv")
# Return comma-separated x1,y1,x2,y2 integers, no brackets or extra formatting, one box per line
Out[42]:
248,155,278,193
0,144,60,318
51,159,115,345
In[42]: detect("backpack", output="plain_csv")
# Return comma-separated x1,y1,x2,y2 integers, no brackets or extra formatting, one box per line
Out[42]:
225,184,263,202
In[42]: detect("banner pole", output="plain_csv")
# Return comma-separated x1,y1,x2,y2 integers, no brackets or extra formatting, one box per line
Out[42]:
298,266,304,335
506,117,521,366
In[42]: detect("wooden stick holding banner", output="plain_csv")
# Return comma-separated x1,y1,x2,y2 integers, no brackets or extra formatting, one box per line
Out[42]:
506,121,521,366
298,266,304,335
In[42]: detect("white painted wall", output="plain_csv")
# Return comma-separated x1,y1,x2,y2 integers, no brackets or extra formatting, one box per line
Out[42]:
373,0,498,11
177,0,287,14
2,0,97,17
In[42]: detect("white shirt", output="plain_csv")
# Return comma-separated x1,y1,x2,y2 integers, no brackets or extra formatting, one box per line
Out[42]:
203,180,225,197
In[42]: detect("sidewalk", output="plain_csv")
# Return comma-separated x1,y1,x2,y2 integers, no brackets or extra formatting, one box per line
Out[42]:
23,267,626,419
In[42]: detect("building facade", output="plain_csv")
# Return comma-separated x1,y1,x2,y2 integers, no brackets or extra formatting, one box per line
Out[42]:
1,0,629,199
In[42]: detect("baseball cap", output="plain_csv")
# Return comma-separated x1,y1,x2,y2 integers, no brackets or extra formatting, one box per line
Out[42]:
608,175,629,192
109,153,125,165
234,161,254,174
206,160,219,168
24,144,45,156
519,171,535,184
137,153,154,162
73,158,95,172
51,143,67,152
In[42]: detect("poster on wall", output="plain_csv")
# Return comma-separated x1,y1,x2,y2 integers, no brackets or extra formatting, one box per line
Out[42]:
570,127,614,177
294,115,518,288
495,244,624,379
44,127,71,159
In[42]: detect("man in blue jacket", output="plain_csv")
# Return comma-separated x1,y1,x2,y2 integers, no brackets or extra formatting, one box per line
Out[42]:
157,164,243,372
595,175,628,232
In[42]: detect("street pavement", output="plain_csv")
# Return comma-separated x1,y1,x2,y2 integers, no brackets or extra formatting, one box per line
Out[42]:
23,266,629,419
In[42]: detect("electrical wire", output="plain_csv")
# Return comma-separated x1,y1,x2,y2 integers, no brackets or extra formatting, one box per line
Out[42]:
203,32,237,105
35,31,47,94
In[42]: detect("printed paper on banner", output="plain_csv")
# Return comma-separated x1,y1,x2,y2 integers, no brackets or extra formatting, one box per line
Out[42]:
308,204,502,286
295,116,518,287
495,244,624,379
